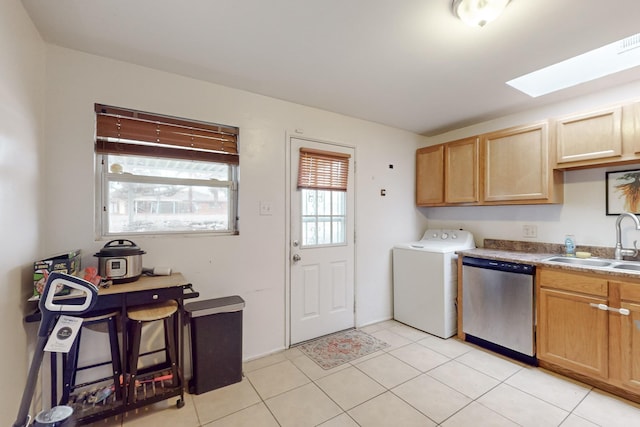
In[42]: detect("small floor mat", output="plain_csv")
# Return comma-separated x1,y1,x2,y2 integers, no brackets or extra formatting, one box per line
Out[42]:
297,329,389,370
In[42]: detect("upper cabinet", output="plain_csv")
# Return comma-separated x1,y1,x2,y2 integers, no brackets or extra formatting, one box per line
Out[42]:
416,122,562,207
555,106,622,165
554,101,640,169
445,137,480,204
416,144,444,205
483,122,563,204
416,98,640,207
416,137,479,206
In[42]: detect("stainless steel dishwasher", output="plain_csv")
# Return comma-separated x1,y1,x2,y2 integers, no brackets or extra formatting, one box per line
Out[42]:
462,256,536,364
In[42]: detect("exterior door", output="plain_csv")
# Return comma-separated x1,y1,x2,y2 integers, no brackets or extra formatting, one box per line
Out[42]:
289,137,355,345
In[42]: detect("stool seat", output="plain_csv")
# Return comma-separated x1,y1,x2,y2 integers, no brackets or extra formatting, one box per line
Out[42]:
127,300,178,322
81,310,120,322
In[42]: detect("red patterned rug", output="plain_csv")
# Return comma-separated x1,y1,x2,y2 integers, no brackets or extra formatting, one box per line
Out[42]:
297,329,389,370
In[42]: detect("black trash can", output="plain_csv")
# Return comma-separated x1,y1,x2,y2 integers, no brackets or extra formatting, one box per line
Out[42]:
185,295,245,394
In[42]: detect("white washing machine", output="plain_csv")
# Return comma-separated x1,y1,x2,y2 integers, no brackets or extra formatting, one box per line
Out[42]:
393,229,475,339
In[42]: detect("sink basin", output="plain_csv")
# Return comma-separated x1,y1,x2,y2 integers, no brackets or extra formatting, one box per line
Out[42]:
612,263,640,271
542,256,640,274
543,256,613,268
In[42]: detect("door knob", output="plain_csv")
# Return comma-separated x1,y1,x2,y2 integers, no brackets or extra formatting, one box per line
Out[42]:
292,254,301,262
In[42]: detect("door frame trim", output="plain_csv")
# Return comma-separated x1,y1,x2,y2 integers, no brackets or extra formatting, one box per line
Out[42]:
284,132,357,349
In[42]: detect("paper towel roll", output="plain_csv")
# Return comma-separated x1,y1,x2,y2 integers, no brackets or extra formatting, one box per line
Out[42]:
153,266,172,276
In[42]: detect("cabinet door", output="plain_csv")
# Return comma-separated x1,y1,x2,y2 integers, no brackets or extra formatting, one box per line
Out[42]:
445,137,479,203
538,287,609,380
618,280,640,393
416,145,444,205
619,301,640,392
556,106,622,165
483,122,552,202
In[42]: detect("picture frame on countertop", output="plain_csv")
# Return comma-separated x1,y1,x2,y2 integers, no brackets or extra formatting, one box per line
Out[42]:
606,169,640,215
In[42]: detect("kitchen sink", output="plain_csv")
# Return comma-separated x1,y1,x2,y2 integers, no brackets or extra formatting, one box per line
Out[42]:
543,256,613,268
611,263,640,271
542,256,640,275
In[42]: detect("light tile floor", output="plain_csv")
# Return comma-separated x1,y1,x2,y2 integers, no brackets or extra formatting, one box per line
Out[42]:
90,320,640,426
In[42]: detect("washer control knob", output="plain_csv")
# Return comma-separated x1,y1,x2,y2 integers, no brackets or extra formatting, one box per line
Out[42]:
441,232,449,239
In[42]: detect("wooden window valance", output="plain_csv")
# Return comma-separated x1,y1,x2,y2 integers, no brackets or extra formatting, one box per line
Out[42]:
95,104,239,165
297,148,351,191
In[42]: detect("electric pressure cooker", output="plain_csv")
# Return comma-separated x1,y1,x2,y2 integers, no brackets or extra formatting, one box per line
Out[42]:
94,239,145,284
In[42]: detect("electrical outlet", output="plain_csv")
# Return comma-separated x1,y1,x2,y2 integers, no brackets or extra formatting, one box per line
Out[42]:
522,224,537,238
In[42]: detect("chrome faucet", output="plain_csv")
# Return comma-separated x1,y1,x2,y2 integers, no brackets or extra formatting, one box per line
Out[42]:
614,212,640,260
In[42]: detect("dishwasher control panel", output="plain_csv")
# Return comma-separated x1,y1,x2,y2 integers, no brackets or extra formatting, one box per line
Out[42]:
462,256,535,275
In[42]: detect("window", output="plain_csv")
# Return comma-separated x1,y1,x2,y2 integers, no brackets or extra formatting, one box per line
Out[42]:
95,104,239,236
297,148,350,247
301,189,346,246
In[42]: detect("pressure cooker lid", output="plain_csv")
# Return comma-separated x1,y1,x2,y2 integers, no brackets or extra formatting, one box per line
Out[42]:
94,239,146,257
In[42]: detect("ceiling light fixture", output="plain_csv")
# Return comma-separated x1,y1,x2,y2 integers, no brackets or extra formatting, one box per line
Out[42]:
452,0,511,28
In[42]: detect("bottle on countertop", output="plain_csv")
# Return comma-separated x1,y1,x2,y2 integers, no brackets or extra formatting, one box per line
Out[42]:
565,234,576,257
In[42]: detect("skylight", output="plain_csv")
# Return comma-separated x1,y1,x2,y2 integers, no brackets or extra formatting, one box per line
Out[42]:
507,33,640,97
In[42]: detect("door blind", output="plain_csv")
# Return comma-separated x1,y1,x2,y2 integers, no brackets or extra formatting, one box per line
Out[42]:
297,148,351,191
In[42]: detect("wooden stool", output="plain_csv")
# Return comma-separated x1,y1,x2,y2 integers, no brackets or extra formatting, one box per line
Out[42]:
60,310,122,405
126,300,179,404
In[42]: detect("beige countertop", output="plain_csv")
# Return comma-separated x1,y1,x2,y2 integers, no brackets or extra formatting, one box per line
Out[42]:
456,248,555,264
457,246,640,280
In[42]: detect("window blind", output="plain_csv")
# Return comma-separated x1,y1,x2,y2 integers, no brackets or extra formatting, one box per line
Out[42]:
95,104,239,165
297,148,351,191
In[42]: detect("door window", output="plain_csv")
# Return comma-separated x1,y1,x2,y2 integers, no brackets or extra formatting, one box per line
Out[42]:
301,189,346,247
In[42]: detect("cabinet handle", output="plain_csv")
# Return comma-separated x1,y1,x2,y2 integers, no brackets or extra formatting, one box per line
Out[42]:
589,303,630,316
153,294,159,300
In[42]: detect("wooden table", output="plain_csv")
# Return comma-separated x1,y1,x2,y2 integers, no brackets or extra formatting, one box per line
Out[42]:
26,273,199,425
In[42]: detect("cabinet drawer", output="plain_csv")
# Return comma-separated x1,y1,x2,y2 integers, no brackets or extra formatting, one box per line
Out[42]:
619,281,640,302
126,287,183,307
538,268,608,296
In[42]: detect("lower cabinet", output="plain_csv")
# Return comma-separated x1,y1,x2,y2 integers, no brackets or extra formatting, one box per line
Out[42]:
618,282,640,392
538,284,609,380
537,268,640,400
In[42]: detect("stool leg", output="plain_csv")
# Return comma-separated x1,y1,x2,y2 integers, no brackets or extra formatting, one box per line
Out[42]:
107,316,123,400
127,320,143,404
60,327,83,404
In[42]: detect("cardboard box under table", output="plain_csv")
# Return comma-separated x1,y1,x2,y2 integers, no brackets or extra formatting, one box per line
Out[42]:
185,296,245,394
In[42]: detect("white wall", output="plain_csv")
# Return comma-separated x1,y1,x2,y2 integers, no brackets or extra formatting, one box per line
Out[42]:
41,45,427,361
422,81,640,251
0,0,45,424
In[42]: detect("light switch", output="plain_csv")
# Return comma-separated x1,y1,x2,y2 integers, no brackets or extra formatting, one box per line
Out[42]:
259,201,273,216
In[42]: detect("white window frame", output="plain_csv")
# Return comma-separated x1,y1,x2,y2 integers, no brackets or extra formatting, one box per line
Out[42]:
96,154,239,238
